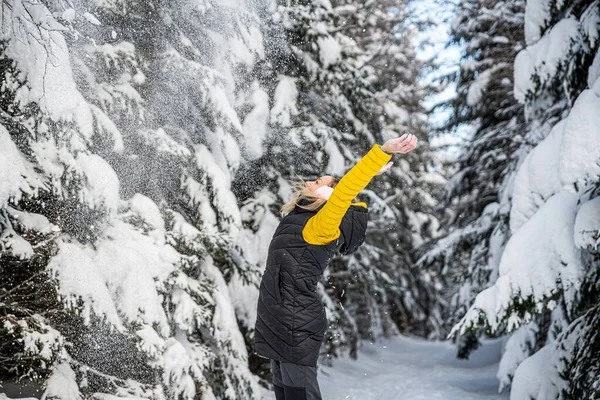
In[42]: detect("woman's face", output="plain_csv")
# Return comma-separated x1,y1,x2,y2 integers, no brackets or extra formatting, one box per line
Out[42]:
304,175,335,196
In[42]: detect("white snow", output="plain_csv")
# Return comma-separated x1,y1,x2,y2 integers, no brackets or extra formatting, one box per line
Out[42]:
41,363,81,400
559,83,600,186
229,25,262,66
524,0,551,44
509,345,558,400
5,0,593,399
256,336,508,400
277,177,293,203
492,36,510,44
83,12,102,26
28,137,71,193
233,191,279,327
138,128,191,157
455,192,584,334
589,50,600,88
582,5,600,47
1,231,34,260
194,144,241,237
210,126,242,173
20,316,63,362
2,0,94,137
467,69,493,106
77,153,121,214
168,211,207,255
162,48,242,133
227,269,261,337
246,25,266,61
170,283,210,333
49,205,182,335
242,83,270,159
48,240,124,330
203,256,261,398
382,101,409,125
238,191,279,266
487,217,506,284
182,177,218,234
511,79,600,232
128,193,165,233
316,0,333,11
514,18,580,103
0,125,44,207
19,1,66,31
162,333,211,399
136,325,165,360
90,104,124,153
292,45,320,80
497,323,538,392
574,196,600,249
510,120,564,233
62,8,76,23
317,36,342,68
93,220,178,335
204,256,248,355
324,137,346,176
270,76,299,127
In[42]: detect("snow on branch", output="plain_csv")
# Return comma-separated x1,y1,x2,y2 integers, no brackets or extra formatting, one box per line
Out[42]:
452,192,584,336
1,0,94,136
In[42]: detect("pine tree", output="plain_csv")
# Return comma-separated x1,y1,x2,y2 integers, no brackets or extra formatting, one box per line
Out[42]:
415,0,528,354
449,0,600,397
0,49,65,383
1,0,267,398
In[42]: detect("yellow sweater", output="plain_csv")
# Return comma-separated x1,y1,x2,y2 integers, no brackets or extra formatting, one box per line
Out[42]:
302,144,392,245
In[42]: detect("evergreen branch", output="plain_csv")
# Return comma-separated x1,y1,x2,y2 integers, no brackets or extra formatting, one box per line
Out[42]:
69,357,129,388
31,233,61,249
0,271,46,301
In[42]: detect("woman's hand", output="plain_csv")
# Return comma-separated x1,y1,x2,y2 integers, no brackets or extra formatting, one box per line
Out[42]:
381,134,417,154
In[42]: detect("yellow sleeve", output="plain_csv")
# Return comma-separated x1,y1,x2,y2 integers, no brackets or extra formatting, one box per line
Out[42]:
302,144,392,245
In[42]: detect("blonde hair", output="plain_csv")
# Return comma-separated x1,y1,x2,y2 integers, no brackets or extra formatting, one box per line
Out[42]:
280,178,337,216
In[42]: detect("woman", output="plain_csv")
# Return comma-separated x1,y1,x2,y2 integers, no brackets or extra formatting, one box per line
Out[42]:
253,134,418,400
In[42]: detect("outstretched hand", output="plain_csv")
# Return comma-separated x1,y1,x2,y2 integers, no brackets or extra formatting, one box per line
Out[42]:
381,134,418,154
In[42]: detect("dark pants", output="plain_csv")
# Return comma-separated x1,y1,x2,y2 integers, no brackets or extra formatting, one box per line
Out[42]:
271,359,322,400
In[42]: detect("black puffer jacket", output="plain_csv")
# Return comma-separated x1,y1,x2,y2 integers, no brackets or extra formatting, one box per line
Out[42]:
253,202,368,366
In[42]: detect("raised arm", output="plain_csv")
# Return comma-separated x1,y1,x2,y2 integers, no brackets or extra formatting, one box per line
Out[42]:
302,144,392,245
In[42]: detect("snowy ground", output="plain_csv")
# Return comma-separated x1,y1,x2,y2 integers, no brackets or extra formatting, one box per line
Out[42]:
257,336,509,400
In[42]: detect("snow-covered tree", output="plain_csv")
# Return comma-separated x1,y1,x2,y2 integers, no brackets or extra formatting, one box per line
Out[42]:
449,0,600,397
415,0,528,353
0,0,267,398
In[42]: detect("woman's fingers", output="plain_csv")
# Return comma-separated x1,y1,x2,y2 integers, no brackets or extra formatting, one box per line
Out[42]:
410,136,418,151
397,134,410,146
407,135,418,151
397,134,417,153
383,134,418,154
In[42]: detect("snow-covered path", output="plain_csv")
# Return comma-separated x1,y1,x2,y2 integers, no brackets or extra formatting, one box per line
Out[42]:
258,336,509,400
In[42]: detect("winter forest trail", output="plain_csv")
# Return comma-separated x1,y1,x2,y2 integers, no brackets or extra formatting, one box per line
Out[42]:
257,336,509,400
